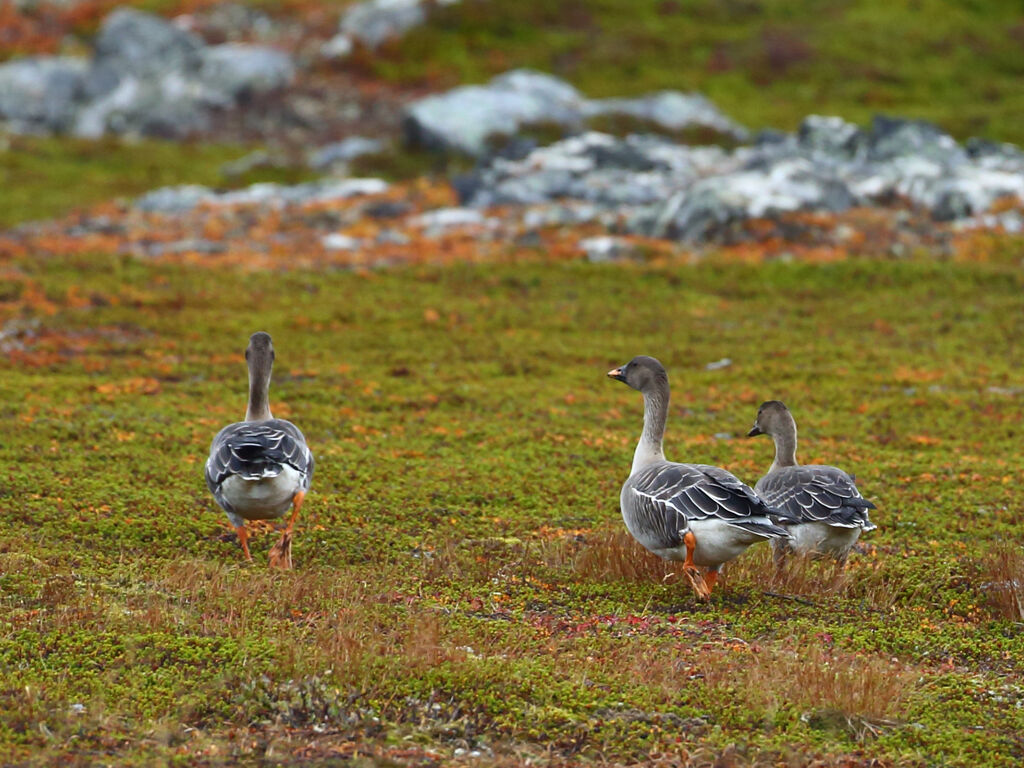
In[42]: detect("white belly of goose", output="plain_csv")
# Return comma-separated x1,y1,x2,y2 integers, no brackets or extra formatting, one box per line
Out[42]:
220,466,301,520
688,518,772,567
646,519,774,567
784,522,861,557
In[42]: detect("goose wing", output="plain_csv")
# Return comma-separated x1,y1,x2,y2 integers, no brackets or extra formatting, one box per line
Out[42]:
628,462,791,546
755,465,875,529
205,419,314,501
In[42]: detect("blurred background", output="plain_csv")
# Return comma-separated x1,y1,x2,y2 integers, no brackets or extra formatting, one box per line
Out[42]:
1,0,1021,249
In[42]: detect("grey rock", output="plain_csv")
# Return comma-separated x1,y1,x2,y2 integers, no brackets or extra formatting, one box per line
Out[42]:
466,133,709,208
190,3,277,42
322,234,363,250
216,178,388,207
458,104,1024,242
135,178,388,213
404,69,586,156
376,229,411,245
657,159,855,242
2,9,293,140
583,91,749,142
147,238,227,256
797,115,864,161
404,70,748,158
135,185,216,214
92,8,204,89
197,44,295,99
340,0,426,49
0,56,88,132
320,34,355,60
579,236,636,263
866,116,965,164
364,199,412,219
412,207,488,228
74,72,218,139
308,136,385,170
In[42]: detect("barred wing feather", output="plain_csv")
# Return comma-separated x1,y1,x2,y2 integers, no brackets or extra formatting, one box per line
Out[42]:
756,465,875,529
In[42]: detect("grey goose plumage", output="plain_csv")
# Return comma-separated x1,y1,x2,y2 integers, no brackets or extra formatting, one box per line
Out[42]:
609,356,793,597
748,400,876,563
205,332,313,568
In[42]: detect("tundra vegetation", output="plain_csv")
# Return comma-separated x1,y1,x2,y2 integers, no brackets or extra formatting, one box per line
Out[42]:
1,1,1023,766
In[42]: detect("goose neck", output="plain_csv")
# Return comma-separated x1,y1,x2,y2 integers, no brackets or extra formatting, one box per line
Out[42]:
769,417,799,471
631,384,668,474
245,355,273,422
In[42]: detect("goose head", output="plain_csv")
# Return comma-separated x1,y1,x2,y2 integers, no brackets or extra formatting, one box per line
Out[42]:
607,355,668,393
747,399,792,438
246,332,276,377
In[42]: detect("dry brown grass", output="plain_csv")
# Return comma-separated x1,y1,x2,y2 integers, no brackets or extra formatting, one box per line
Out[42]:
700,643,918,732
571,529,680,584
978,544,1024,621
722,548,914,612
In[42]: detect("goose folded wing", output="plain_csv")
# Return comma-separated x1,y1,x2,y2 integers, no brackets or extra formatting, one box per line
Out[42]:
632,463,786,532
205,420,313,491
628,463,709,548
682,464,797,524
758,466,873,527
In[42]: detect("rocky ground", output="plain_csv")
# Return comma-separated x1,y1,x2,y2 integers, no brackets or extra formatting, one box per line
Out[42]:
2,5,1022,265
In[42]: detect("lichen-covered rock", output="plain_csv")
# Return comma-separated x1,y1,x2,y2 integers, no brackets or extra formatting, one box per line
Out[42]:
91,8,204,87
0,8,295,139
866,116,966,164
340,0,427,49
457,114,1023,242
583,91,749,142
404,70,586,156
308,137,386,170
135,178,389,213
0,57,88,132
197,44,295,99
73,73,220,139
403,70,749,158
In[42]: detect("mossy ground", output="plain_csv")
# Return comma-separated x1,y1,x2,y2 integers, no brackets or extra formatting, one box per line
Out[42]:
0,136,318,229
2,250,1023,765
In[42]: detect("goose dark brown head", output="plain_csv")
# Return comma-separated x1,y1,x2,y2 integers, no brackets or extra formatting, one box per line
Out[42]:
607,355,668,393
747,399,790,438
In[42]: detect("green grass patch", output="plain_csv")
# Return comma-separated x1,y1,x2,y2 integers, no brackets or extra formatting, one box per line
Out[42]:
0,136,317,228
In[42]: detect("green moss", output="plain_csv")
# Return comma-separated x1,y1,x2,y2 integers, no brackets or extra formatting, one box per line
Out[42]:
0,136,315,228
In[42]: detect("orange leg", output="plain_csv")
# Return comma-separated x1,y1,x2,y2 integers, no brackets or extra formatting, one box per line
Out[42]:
269,491,304,570
234,524,253,562
682,531,711,600
704,569,719,593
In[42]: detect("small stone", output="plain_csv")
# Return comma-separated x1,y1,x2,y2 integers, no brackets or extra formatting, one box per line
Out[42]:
322,234,362,250
308,137,385,170
579,236,634,263
320,34,354,60
340,0,428,49
412,207,486,228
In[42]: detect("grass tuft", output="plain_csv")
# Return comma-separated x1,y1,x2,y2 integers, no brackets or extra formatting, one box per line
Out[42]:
979,544,1024,621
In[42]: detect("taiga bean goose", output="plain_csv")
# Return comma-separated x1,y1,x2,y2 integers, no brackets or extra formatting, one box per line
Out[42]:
608,356,793,598
748,400,876,564
205,332,314,569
